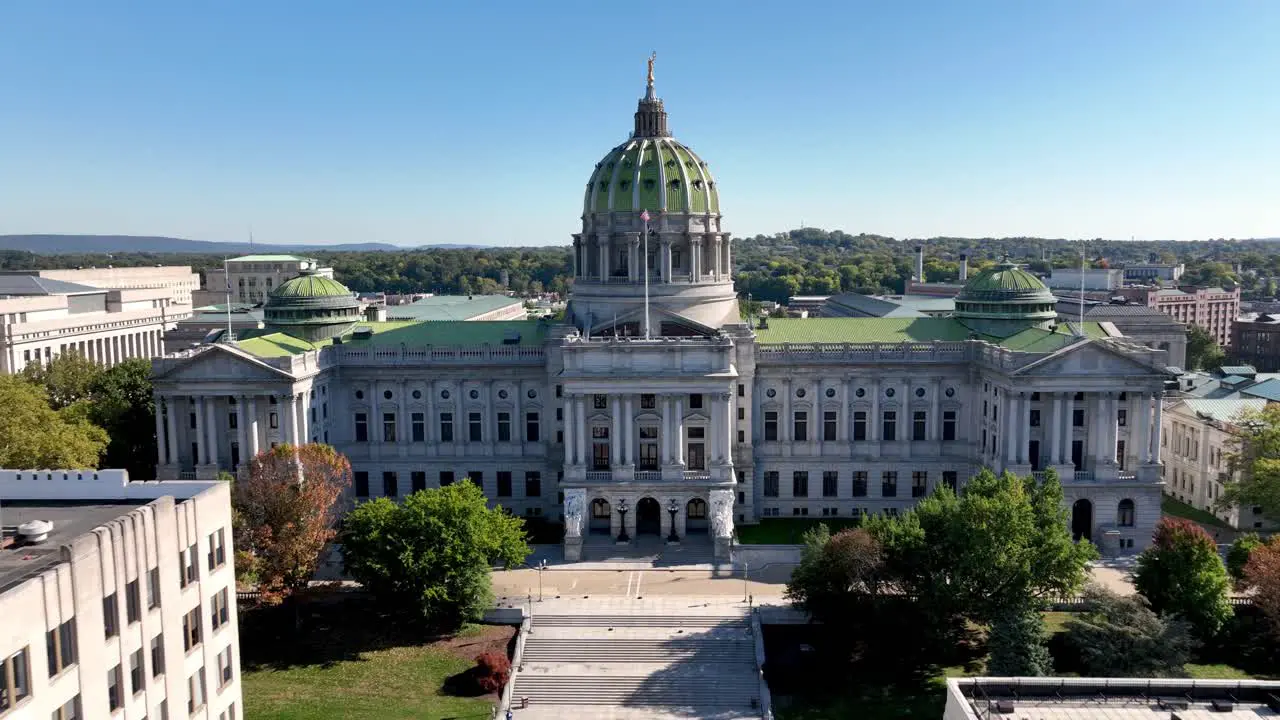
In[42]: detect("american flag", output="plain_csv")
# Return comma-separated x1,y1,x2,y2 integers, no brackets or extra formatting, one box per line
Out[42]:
640,209,650,222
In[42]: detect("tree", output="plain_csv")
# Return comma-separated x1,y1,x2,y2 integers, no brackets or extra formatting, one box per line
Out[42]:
1133,517,1233,640
86,359,157,478
232,443,349,603
986,606,1051,677
785,525,886,621
0,375,108,468
1226,533,1263,585
341,482,529,632
1063,585,1196,677
1244,536,1280,642
1220,404,1280,524
1185,324,1226,371
20,350,100,409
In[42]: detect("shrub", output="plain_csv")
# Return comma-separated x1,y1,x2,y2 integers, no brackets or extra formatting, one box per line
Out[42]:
475,651,511,693
1227,533,1263,585
986,605,1051,677
1133,517,1233,640
1063,585,1196,677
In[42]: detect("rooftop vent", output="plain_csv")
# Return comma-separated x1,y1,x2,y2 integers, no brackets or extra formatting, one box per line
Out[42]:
352,326,374,340
18,519,53,544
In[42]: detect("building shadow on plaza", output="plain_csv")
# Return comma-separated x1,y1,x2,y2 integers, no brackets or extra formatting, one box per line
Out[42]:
616,617,765,717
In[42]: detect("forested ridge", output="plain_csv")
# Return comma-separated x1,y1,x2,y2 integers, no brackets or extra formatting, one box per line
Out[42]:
4,229,1279,304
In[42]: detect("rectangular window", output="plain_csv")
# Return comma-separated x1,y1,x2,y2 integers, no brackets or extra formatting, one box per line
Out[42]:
46,619,77,677
190,412,197,429
354,471,369,497
468,471,483,487
1,647,31,709
228,412,237,430
823,411,837,442
497,471,512,497
440,413,454,442
108,664,123,711
882,411,897,442
881,471,898,498
497,412,511,442
792,471,809,498
382,471,398,497
412,412,425,442
354,413,368,442
188,668,207,714
147,567,161,609
793,411,808,442
1073,408,1084,427
1030,409,1041,427
1118,409,1127,427
217,646,234,688
943,471,958,491
852,471,868,497
525,472,542,498
763,471,779,497
468,412,482,442
440,471,454,487
853,411,867,441
822,471,838,498
641,394,656,409
103,592,119,638
411,471,426,492
126,579,141,624
183,544,198,586
943,411,957,441
183,607,201,652
912,471,928,498
208,528,226,571
150,634,165,678
764,411,778,442
383,412,397,442
51,695,81,720
912,411,926,441
738,407,746,421
269,412,278,429
526,412,540,442
130,649,144,695
738,383,745,397
689,394,703,409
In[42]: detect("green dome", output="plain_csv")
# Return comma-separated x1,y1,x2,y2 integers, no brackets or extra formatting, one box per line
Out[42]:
953,260,1057,325
584,137,719,216
271,273,353,299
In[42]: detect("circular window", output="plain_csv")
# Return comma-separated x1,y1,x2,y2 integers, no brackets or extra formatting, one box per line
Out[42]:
855,388,866,398
383,390,393,400
945,387,956,398
354,390,364,400
825,388,836,398
796,388,806,398
412,390,422,400
469,389,479,400
766,388,776,398
527,389,537,399
441,390,451,400
915,387,926,398
498,389,508,400
885,388,895,398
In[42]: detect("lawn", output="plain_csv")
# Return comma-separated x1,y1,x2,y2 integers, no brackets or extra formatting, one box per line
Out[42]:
737,517,861,544
239,597,513,720
1162,495,1233,530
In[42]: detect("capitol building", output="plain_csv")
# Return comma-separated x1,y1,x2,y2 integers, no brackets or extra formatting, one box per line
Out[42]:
151,65,1172,560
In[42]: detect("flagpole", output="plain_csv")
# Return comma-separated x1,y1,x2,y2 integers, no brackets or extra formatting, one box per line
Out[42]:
642,210,651,339
225,256,232,342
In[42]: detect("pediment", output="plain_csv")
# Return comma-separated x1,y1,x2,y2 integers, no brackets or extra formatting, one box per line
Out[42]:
156,345,295,383
1014,340,1166,378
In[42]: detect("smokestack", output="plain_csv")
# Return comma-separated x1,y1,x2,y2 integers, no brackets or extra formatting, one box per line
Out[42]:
915,246,924,283
959,253,968,282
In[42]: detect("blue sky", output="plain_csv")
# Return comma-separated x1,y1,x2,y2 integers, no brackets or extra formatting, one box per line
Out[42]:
1,1,1277,246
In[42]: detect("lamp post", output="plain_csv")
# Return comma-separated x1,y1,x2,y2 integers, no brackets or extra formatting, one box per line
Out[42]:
667,499,680,543
617,499,630,543
536,559,547,601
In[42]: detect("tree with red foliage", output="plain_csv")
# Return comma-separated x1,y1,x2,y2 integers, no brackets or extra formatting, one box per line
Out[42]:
232,443,350,603
1244,536,1280,642
1133,517,1233,640
474,651,511,693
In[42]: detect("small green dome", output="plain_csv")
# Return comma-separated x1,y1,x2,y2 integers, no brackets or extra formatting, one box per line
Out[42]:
271,273,353,299
584,137,719,216
954,260,1057,325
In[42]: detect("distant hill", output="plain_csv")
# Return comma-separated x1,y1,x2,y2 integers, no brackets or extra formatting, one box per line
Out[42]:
0,234,484,254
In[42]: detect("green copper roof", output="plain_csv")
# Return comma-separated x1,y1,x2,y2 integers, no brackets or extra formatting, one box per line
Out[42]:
231,254,314,263
270,273,353,299
959,261,1052,297
585,137,719,216
236,320,548,358
756,317,1109,350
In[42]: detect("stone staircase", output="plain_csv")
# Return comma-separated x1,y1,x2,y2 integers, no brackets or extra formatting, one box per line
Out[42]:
509,611,764,716
581,538,718,567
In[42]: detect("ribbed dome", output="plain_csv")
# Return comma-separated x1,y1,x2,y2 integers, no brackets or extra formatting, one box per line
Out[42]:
271,273,353,299
953,261,1057,325
584,137,719,216
263,271,363,341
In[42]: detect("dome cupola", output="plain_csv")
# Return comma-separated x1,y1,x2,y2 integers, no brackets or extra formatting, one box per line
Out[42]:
263,270,363,341
953,259,1058,330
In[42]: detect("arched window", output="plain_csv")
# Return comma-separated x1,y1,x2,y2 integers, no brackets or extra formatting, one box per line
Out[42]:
1117,499,1135,527
687,498,707,519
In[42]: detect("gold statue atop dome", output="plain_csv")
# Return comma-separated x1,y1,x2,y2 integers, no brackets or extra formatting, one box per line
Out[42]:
647,52,656,86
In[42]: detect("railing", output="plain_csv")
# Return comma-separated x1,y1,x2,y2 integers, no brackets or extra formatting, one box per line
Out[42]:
178,471,197,480
331,345,545,365
1117,471,1136,480
585,470,613,482
634,471,663,482
1032,471,1047,482
683,470,712,481
756,341,971,364
1073,471,1094,482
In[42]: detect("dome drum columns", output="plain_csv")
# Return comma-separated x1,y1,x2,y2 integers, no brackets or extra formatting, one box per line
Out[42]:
572,230,730,285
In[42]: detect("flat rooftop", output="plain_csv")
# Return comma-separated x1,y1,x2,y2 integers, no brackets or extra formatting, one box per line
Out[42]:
949,678,1280,719
386,294,523,321
0,500,148,594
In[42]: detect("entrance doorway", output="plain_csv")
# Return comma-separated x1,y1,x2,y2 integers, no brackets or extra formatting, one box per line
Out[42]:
1071,499,1093,542
589,499,611,535
685,498,708,534
1028,440,1040,471
636,497,661,535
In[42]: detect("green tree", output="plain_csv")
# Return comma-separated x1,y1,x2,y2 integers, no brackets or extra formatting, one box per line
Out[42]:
87,358,157,478
1185,324,1226,371
20,350,100,409
1226,533,1263,585
341,482,530,632
1063,585,1196,677
1133,517,1233,640
232,444,349,603
0,375,109,468
786,525,887,621
1220,404,1280,523
986,606,1051,677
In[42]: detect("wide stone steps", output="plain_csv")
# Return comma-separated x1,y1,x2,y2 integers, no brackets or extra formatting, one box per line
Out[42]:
522,638,755,664
532,614,748,629
510,675,761,707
